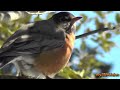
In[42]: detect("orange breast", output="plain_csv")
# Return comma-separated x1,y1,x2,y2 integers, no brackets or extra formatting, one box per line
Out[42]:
34,33,75,75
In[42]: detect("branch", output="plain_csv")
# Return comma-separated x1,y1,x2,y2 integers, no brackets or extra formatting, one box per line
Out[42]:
0,75,65,79
25,11,54,15
75,27,116,39
0,75,36,79
0,11,54,23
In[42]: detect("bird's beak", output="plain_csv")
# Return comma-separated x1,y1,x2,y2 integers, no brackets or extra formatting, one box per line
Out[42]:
71,17,82,25
67,17,82,33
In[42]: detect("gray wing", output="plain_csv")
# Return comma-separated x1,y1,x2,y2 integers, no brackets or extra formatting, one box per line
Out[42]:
0,34,65,57
0,21,65,67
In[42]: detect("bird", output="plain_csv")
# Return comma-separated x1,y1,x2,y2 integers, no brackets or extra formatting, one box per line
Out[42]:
0,12,82,79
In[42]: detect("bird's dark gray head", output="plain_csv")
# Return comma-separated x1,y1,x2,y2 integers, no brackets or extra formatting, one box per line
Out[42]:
51,12,82,33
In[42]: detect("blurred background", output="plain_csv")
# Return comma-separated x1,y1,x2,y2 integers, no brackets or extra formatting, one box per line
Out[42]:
0,11,120,79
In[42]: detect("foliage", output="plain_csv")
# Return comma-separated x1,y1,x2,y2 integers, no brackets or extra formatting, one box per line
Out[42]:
0,11,120,79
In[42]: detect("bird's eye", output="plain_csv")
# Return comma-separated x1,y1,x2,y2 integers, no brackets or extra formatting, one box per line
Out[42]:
59,17,64,21
60,16,69,21
65,16,69,20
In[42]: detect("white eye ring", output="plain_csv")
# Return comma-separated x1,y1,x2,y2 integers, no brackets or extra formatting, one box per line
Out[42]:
60,16,69,21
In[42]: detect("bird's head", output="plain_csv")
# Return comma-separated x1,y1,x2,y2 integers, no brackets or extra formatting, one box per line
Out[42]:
51,12,82,34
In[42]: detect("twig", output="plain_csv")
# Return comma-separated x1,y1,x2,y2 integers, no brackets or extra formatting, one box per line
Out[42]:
0,75,36,79
75,27,116,39
0,75,65,79
25,11,55,15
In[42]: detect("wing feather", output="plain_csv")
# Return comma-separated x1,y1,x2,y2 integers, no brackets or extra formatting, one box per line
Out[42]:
0,21,65,68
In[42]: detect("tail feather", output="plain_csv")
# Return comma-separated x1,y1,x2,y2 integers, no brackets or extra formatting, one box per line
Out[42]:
0,48,14,69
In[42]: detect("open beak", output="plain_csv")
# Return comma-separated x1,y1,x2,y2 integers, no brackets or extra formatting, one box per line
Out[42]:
67,17,82,33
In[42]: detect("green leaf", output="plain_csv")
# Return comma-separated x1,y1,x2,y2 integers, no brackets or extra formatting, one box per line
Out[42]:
13,15,31,24
80,14,87,23
86,28,91,33
95,18,104,29
58,67,82,79
34,16,42,21
107,11,112,14
95,18,100,29
79,69,85,78
116,14,120,23
95,11,105,19
91,38,98,42
73,48,80,57
0,40,4,48
102,43,110,52
46,12,56,19
81,41,86,51
76,24,81,32
106,33,111,39
107,41,115,47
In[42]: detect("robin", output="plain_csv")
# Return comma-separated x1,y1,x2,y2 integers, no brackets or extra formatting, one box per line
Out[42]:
0,12,82,79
